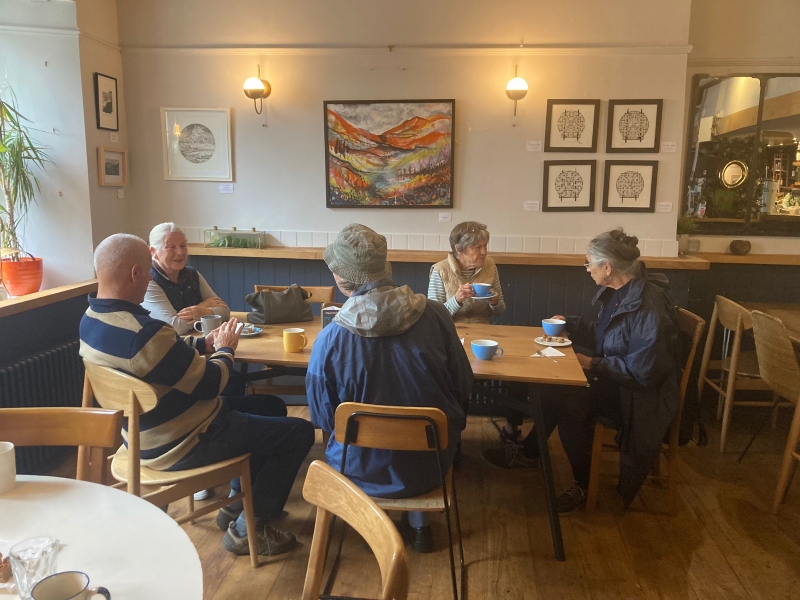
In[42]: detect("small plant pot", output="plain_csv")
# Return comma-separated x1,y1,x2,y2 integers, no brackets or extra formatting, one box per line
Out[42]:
0,256,43,296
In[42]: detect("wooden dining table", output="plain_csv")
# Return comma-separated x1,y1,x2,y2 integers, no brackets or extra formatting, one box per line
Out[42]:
742,303,800,344
229,312,586,561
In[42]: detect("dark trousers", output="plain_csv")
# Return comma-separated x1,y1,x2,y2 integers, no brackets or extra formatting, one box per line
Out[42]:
522,378,622,490
168,395,316,521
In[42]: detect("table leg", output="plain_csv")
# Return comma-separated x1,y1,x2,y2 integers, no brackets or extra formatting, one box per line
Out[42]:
529,383,566,561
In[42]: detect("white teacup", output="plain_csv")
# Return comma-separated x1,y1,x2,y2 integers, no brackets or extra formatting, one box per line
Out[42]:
32,571,110,600
194,314,223,336
0,441,15,495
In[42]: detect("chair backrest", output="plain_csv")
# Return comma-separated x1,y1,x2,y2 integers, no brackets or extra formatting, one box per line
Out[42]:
752,311,800,404
334,402,450,452
253,285,335,304
0,407,123,483
302,460,409,600
83,360,160,495
676,308,706,404
715,295,752,332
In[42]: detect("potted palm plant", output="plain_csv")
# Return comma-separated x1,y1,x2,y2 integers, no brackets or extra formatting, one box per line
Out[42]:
0,87,52,296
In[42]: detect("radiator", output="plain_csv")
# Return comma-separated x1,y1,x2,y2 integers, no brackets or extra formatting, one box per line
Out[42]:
0,340,84,473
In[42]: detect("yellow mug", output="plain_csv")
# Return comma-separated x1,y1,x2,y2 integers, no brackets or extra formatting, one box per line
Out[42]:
283,328,307,353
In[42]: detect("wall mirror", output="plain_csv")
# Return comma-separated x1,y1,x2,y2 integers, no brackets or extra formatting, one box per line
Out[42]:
684,74,800,236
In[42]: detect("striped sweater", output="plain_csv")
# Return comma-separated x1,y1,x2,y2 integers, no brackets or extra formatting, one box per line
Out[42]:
79,294,233,470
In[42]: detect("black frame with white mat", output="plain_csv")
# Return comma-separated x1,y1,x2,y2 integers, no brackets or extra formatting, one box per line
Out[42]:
602,160,658,213
542,160,597,212
605,99,663,153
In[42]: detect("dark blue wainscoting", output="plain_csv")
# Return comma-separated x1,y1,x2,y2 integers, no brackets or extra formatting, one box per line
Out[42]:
189,255,691,326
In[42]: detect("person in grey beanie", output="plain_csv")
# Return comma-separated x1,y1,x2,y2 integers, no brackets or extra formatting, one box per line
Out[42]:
307,223,473,553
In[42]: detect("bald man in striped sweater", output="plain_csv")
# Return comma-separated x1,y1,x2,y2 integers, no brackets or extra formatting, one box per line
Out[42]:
80,233,315,557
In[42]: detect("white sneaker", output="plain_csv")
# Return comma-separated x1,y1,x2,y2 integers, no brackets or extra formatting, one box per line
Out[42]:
193,488,215,501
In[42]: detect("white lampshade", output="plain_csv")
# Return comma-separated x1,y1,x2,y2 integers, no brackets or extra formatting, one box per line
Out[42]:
243,77,269,99
505,77,529,101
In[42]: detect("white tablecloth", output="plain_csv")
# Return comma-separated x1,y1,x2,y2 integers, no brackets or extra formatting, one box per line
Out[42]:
0,476,202,599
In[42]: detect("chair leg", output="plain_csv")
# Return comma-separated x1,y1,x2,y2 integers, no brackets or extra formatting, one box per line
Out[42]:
451,477,466,600
187,494,195,525
441,482,458,600
239,462,260,567
585,422,605,513
773,401,800,514
771,394,780,430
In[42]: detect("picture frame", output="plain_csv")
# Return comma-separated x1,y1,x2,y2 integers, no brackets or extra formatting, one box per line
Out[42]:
93,73,119,131
544,99,601,153
602,160,659,213
542,160,596,212
324,99,455,208
97,147,127,187
160,108,232,181
606,99,663,153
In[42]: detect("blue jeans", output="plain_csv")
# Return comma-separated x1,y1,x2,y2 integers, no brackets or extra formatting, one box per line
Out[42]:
168,395,316,521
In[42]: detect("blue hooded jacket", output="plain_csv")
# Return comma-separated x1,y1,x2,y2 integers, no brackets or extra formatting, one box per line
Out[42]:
306,280,473,498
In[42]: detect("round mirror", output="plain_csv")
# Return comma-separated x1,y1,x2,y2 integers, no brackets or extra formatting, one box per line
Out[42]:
719,160,748,188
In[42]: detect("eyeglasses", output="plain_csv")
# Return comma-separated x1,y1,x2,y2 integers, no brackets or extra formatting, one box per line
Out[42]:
583,260,593,268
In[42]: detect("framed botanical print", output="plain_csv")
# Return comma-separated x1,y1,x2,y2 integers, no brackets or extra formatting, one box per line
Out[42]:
602,160,659,212
544,99,601,153
542,160,596,212
160,108,232,181
93,73,119,131
324,99,455,208
606,99,663,153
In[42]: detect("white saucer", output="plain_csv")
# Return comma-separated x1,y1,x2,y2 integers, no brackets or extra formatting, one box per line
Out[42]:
534,336,572,347
471,292,497,302
240,327,262,337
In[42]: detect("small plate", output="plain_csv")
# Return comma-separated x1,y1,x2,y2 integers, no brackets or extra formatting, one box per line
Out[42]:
240,327,262,338
471,292,498,302
534,336,572,347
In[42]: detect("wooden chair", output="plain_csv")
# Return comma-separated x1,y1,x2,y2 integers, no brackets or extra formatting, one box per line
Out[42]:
302,460,409,600
81,360,260,567
253,285,335,305
751,311,800,514
332,403,464,600
0,407,122,484
697,295,778,452
586,308,706,514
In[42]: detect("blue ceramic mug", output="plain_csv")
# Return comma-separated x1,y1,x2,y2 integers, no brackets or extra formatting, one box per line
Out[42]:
471,339,504,360
471,283,492,297
541,318,566,337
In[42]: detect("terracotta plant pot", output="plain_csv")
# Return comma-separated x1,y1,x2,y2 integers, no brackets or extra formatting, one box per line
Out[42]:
0,257,43,296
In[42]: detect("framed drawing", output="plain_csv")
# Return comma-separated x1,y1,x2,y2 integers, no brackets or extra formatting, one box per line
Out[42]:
602,160,658,213
542,160,596,212
606,99,663,153
161,108,232,181
93,73,119,131
97,147,127,186
544,99,600,153
324,99,454,208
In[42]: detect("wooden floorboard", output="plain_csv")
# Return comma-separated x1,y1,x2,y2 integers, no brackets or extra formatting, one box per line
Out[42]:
46,405,800,599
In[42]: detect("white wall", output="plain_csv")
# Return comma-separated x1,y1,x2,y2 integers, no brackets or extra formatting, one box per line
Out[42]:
75,0,131,245
0,0,95,289
118,0,692,257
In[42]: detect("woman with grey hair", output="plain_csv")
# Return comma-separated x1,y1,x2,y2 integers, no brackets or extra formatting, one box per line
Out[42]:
142,222,230,335
484,229,681,515
427,221,506,323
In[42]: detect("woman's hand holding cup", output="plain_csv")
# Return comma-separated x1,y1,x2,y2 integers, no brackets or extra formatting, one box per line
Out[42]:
454,283,475,305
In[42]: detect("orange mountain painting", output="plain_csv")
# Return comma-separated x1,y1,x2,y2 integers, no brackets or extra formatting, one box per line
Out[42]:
324,100,454,208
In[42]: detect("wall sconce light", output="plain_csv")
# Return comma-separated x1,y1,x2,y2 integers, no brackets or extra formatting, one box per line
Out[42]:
505,65,528,117
243,65,271,114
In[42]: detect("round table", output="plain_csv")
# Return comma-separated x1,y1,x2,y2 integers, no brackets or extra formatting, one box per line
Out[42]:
0,476,202,599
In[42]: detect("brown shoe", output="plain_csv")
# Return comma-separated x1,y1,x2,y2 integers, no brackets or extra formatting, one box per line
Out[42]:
223,522,297,556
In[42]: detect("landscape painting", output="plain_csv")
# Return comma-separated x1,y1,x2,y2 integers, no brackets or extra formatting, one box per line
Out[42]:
324,100,455,208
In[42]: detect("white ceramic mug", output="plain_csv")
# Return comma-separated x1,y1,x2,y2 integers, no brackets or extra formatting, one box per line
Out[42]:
32,571,110,600
0,441,15,495
193,314,223,336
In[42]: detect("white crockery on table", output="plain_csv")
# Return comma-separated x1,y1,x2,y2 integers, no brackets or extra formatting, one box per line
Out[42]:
0,476,202,599
534,336,573,347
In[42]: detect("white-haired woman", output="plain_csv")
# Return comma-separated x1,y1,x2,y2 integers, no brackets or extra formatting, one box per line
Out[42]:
142,222,230,335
